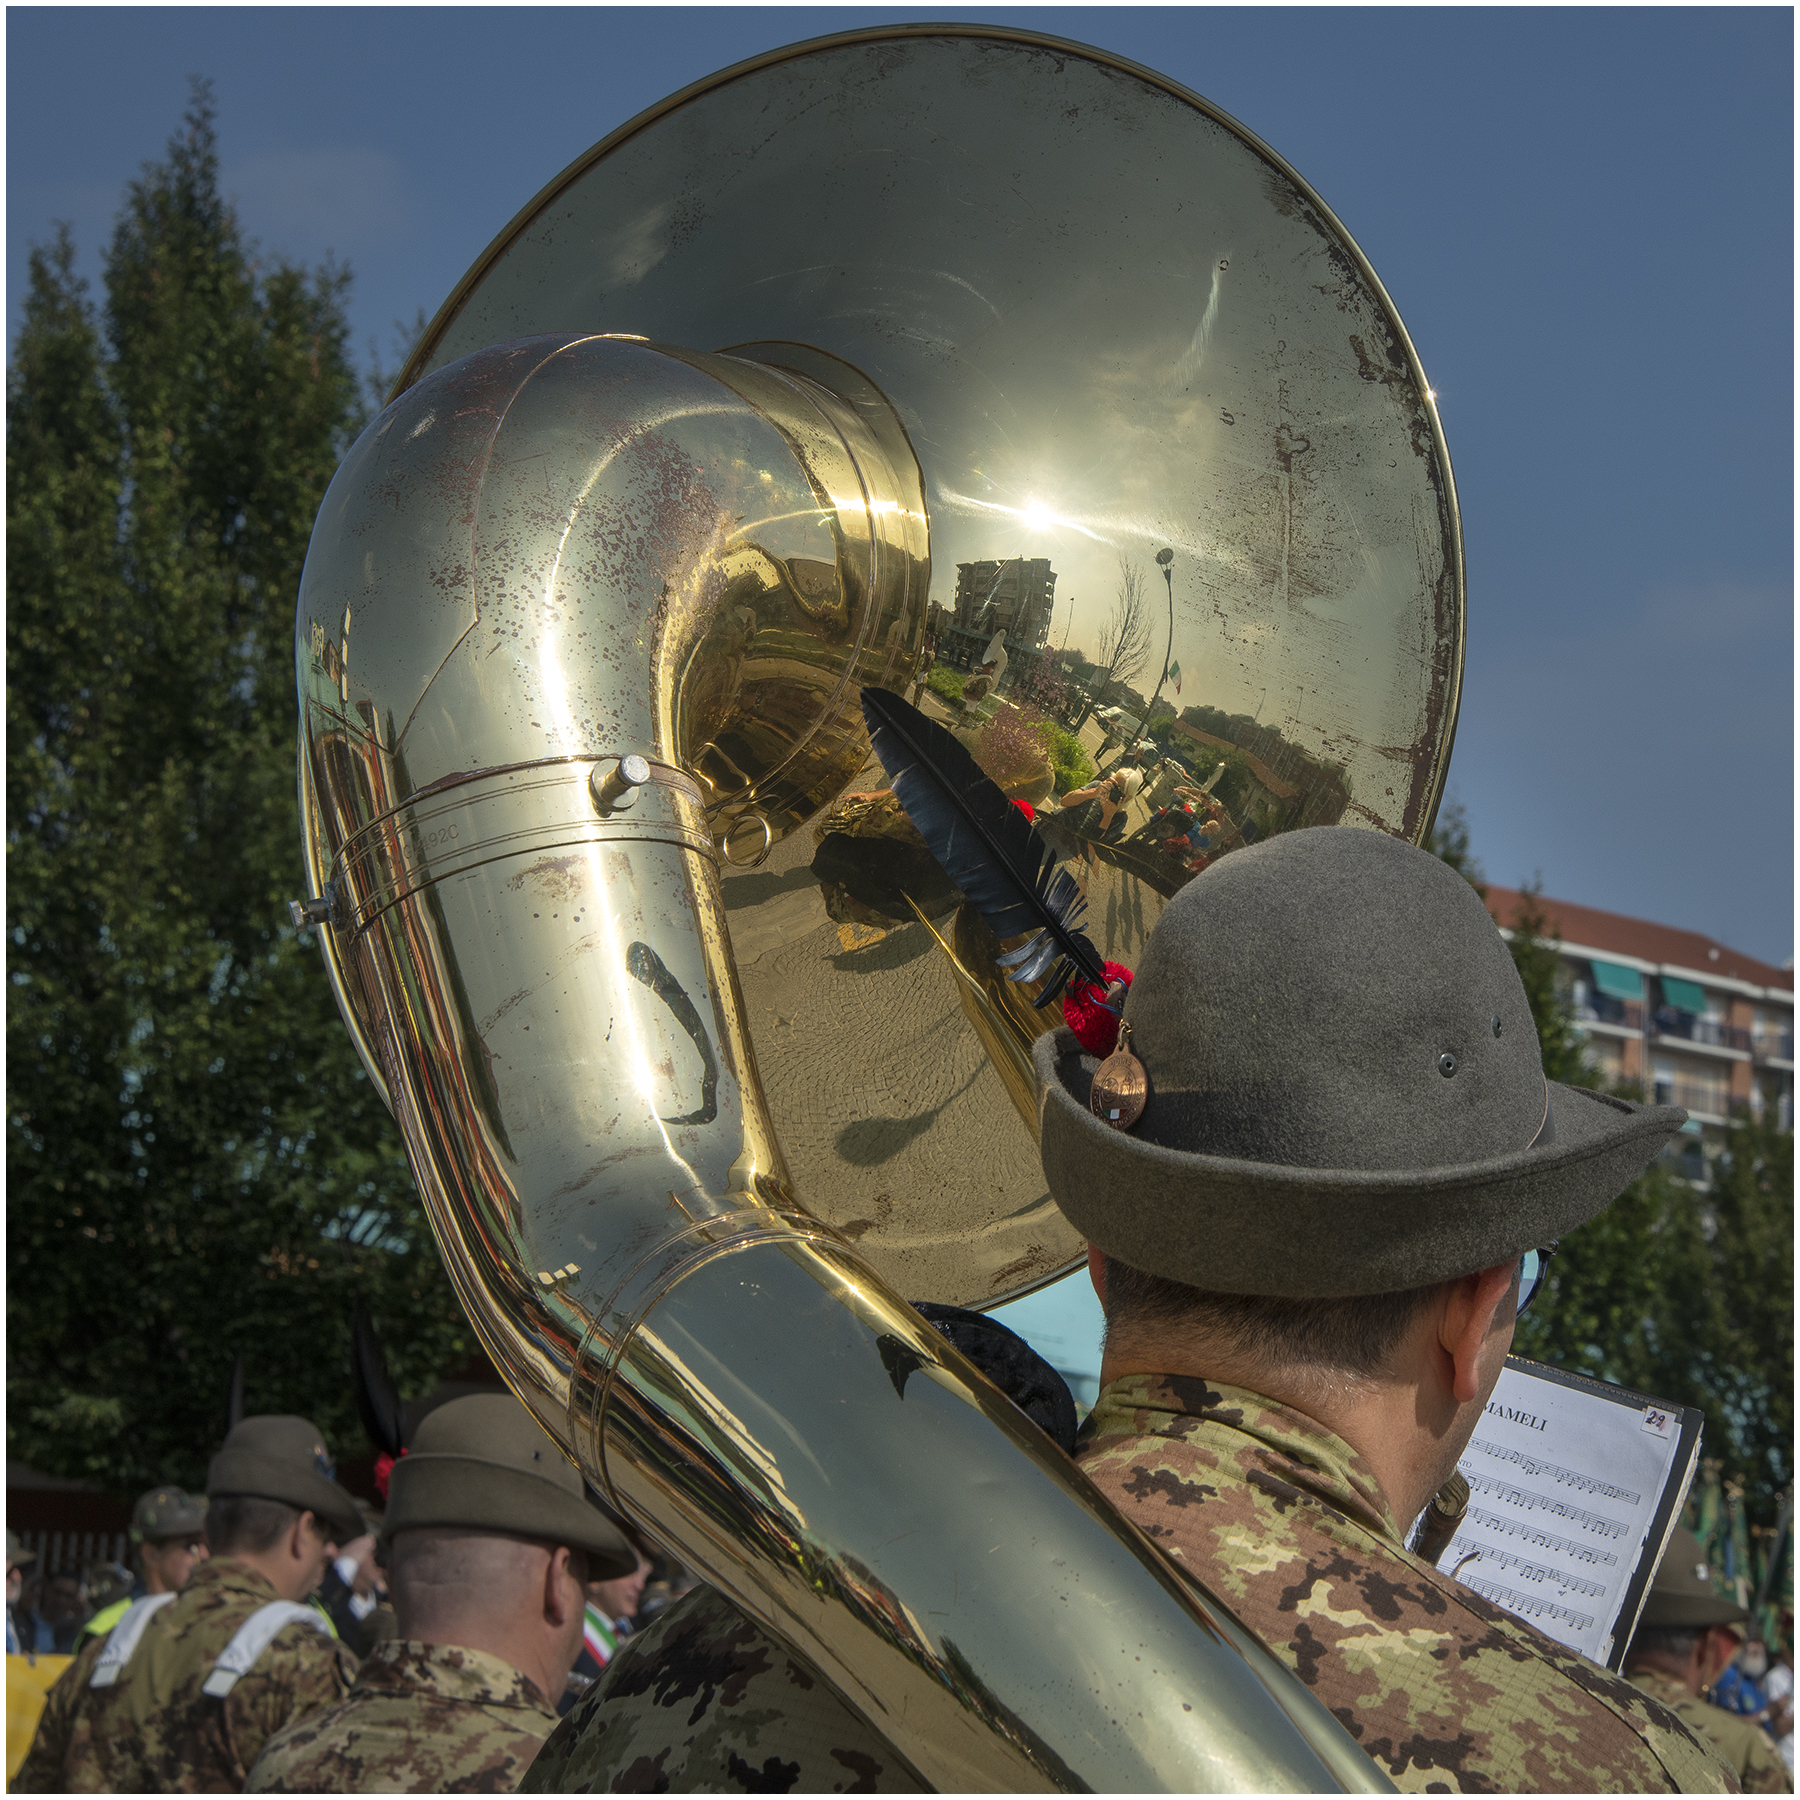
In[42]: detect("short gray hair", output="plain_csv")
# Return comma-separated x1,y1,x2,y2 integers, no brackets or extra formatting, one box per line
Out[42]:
1101,1254,1449,1376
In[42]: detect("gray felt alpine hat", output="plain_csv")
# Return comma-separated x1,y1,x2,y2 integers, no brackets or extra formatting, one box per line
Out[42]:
1638,1526,1749,1630
381,1393,636,1575
207,1415,364,1543
1035,827,1686,1297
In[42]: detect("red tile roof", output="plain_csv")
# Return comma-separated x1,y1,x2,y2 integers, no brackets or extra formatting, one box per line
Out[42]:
1482,885,1793,992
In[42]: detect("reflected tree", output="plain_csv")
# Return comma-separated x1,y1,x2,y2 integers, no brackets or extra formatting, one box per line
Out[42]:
1073,555,1154,730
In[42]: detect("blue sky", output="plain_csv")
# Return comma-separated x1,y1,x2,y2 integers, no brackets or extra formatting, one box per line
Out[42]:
8,6,1793,964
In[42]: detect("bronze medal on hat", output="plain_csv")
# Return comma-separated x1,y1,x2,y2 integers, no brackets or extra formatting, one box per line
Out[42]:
1089,1021,1149,1132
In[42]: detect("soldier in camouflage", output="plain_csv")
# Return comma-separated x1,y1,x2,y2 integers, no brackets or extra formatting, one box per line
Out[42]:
1031,830,1738,1791
246,1393,638,1793
1623,1527,1791,1793
525,829,1745,1793
16,1415,362,1792
522,1584,927,1794
77,1485,211,1647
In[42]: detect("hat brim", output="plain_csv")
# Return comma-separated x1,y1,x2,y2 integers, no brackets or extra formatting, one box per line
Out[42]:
1638,1593,1750,1630
380,1454,637,1576
1035,1028,1687,1296
206,1451,365,1545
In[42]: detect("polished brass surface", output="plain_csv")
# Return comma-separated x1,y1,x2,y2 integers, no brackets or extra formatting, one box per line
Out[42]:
296,329,1394,1788
289,24,1468,1788
383,26,1460,1310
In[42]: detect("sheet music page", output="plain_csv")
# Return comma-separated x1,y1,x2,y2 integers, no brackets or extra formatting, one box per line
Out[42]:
1446,1362,1687,1666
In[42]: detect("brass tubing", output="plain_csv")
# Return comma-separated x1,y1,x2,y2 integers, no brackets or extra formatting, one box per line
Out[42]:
344,813,1381,1791
299,334,1389,1790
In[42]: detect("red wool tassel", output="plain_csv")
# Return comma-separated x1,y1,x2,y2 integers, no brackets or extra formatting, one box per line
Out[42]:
373,1448,407,1501
1062,961,1133,1056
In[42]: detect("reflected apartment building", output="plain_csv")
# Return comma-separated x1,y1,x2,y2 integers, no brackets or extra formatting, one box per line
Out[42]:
933,558,1058,681
1484,886,1794,1183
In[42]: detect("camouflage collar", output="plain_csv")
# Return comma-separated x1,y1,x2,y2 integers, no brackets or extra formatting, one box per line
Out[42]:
352,1639,556,1717
182,1557,283,1605
1082,1373,1402,1543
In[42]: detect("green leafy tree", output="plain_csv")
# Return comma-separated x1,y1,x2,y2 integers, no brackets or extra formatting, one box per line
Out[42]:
7,84,470,1495
1496,880,1595,1089
1426,795,1485,895
1430,813,1794,1529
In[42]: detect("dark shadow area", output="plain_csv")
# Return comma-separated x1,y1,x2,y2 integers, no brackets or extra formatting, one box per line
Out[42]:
825,920,936,975
720,860,824,910
834,1062,985,1165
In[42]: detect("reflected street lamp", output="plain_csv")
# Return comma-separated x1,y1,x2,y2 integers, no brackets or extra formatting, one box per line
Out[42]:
1143,547,1176,748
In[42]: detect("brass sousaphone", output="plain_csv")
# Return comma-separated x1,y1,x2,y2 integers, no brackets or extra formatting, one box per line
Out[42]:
294,26,1460,1791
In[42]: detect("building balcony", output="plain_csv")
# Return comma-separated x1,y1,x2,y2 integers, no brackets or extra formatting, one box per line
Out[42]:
1575,996,1645,1033
1652,1075,1732,1121
1752,1031,1795,1066
1650,1009,1752,1059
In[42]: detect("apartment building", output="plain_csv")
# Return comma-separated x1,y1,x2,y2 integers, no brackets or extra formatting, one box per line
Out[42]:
950,557,1058,648
1484,886,1794,1182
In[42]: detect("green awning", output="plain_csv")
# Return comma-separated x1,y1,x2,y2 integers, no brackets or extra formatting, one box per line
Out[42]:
1661,975,1708,1015
1590,960,1645,1003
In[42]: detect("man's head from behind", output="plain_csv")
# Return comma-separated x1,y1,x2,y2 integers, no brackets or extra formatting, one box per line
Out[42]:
206,1415,362,1601
1036,828,1686,1515
380,1393,637,1701
1625,1526,1750,1696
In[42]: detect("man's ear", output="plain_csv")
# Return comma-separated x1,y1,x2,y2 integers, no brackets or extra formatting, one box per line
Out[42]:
1438,1259,1518,1404
291,1510,319,1562
1086,1243,1107,1306
543,1545,578,1627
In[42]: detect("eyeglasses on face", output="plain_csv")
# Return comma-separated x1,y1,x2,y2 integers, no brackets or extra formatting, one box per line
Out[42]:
1516,1243,1559,1316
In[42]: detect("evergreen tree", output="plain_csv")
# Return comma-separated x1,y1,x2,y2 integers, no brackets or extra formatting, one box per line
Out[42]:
7,83,470,1493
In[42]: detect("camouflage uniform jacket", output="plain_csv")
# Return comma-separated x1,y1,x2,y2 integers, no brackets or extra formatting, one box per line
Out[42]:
13,1557,356,1793
515,1376,1741,1795
245,1640,557,1792
1625,1668,1792,1794
521,1586,927,1795
1080,1375,1736,1793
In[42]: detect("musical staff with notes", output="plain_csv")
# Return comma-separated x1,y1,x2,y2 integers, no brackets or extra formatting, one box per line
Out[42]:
1461,1505,1622,1568
1446,1535,1610,1600
1426,1357,1703,1670
1461,1472,1630,1540
1459,1575,1597,1635
1465,1439,1641,1505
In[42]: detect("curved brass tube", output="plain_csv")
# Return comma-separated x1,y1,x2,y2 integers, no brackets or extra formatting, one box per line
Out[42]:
297,334,1389,1790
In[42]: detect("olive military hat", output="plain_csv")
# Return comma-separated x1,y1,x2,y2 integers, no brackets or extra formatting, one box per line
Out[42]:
83,1561,134,1612
130,1484,208,1544
1639,1526,1750,1630
1035,827,1687,1296
381,1393,637,1575
6,1531,36,1570
207,1414,364,1542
